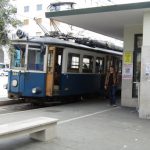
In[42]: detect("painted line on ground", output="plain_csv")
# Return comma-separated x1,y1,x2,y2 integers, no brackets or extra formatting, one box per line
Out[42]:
58,107,120,124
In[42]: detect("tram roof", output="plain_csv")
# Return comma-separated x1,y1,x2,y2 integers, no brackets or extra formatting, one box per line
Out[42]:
45,1,150,40
13,37,122,56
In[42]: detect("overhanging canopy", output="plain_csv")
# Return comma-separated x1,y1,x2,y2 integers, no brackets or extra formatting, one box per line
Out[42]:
45,1,150,40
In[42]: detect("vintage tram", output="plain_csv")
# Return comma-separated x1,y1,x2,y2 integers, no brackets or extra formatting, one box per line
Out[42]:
8,36,122,101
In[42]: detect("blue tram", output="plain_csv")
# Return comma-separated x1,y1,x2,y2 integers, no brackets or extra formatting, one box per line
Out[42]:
8,36,122,100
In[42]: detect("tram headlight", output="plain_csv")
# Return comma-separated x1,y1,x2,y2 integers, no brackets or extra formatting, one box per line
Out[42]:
32,87,41,94
11,80,18,87
32,88,37,94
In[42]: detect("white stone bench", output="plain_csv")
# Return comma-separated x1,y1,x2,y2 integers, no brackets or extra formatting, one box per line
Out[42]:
0,117,58,142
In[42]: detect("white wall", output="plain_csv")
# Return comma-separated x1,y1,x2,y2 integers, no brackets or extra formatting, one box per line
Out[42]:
121,25,142,107
139,11,150,119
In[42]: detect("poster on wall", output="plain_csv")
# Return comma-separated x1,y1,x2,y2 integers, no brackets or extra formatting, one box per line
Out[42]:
122,64,133,79
123,51,132,64
145,63,150,76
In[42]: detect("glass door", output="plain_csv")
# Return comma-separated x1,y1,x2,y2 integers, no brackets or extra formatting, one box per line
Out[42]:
132,34,142,97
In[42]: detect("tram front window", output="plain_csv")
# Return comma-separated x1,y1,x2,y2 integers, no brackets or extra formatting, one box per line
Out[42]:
11,44,26,69
27,48,44,71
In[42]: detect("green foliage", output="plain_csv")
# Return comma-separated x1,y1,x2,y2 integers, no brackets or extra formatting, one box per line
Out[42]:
0,0,21,47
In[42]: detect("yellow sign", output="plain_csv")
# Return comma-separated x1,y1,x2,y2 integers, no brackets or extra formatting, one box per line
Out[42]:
123,51,132,64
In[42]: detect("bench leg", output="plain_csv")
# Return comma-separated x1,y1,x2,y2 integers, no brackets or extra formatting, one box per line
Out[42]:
30,123,57,142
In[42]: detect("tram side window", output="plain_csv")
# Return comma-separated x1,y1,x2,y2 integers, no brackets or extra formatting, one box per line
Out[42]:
67,53,80,72
27,49,44,71
82,55,93,73
95,57,104,73
118,59,122,73
106,55,113,71
113,56,120,73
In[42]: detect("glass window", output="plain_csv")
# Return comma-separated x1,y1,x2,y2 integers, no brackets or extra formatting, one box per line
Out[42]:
23,19,29,25
133,52,141,97
11,44,26,69
36,4,42,11
95,57,104,73
135,35,143,49
0,64,5,69
12,33,17,40
36,18,42,24
133,34,142,98
82,55,93,73
106,55,113,70
24,6,29,12
67,53,80,72
58,55,62,65
27,46,44,71
118,59,122,73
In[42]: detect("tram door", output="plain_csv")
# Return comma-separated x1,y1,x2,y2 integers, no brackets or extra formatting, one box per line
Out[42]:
46,46,56,96
46,47,63,96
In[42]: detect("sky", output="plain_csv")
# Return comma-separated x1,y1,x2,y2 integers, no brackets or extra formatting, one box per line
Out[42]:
70,0,150,9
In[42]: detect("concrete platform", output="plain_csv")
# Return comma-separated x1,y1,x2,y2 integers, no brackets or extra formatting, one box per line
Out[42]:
0,98,150,150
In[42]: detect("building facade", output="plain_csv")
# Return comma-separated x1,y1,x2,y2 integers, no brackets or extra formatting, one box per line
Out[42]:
11,0,51,37
10,0,118,41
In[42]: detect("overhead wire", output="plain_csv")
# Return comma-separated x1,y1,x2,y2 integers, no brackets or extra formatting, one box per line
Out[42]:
15,13,72,34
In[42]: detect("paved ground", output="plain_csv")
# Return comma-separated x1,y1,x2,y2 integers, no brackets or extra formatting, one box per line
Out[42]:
0,98,149,150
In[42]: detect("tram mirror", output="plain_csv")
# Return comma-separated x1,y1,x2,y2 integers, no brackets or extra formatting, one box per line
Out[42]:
40,43,46,55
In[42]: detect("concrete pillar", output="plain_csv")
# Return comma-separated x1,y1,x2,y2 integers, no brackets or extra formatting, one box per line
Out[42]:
139,11,150,119
122,25,142,107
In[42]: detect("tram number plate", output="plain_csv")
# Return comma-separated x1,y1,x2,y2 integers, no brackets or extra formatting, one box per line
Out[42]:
12,72,19,76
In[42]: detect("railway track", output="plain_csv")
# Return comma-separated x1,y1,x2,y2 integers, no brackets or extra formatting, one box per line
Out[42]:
0,96,82,115
0,101,61,115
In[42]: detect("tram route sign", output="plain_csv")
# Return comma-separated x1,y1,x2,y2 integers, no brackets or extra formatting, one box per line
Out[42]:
123,51,132,64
